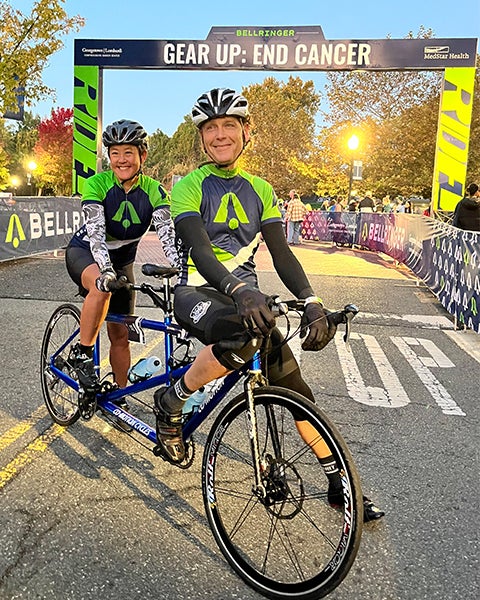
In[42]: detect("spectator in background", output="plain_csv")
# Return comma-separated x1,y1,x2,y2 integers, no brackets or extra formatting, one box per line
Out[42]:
358,191,375,213
382,195,394,213
452,182,480,231
286,191,308,245
278,199,288,237
348,197,358,212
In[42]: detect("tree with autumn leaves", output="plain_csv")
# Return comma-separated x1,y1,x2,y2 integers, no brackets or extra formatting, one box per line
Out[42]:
32,107,73,196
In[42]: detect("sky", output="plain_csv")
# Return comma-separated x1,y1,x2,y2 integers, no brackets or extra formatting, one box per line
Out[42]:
12,0,480,136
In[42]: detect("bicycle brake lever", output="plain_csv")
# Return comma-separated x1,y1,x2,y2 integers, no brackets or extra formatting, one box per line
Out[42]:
342,304,359,350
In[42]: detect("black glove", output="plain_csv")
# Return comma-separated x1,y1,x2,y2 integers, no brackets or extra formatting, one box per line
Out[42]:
300,302,336,351
95,268,117,293
231,285,276,336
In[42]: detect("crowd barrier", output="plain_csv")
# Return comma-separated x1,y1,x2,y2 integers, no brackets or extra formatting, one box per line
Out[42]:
303,211,480,333
0,200,478,332
0,196,82,262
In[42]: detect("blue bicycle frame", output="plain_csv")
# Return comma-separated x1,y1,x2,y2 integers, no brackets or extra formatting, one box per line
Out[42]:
46,308,260,447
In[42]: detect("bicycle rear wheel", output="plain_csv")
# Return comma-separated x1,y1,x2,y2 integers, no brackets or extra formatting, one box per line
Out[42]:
202,386,363,600
41,304,81,426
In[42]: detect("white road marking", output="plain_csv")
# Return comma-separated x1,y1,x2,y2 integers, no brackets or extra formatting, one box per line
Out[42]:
335,333,410,408
391,337,465,416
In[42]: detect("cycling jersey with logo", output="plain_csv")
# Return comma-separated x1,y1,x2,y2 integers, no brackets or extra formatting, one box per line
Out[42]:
171,163,282,286
69,170,170,265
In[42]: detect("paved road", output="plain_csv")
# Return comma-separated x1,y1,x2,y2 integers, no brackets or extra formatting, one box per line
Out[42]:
0,237,478,600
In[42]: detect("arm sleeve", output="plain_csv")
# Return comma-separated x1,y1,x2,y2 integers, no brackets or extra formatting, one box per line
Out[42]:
83,203,112,272
261,221,315,299
176,215,241,292
152,205,179,267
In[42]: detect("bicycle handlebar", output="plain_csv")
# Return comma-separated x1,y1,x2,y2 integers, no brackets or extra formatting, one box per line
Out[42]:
105,269,359,344
105,275,130,292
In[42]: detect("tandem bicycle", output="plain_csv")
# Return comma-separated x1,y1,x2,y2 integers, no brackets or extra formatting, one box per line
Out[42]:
40,263,363,600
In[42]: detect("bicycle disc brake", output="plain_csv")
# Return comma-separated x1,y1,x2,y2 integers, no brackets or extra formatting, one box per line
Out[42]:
261,455,304,519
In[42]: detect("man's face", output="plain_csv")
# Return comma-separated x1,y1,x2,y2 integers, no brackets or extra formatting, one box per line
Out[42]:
109,144,145,181
200,116,248,167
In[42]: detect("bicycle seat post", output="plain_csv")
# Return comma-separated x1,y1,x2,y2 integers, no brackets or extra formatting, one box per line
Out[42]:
162,275,175,319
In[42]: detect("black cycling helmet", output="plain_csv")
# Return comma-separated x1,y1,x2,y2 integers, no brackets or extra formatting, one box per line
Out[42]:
102,119,148,150
191,88,249,128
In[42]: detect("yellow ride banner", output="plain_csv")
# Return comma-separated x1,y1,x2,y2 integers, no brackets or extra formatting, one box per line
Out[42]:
432,67,476,213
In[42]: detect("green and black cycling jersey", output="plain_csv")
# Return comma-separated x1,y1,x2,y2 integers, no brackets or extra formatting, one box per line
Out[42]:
172,163,282,286
171,163,313,299
69,170,177,269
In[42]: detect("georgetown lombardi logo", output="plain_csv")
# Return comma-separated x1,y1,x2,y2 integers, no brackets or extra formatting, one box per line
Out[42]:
190,300,211,324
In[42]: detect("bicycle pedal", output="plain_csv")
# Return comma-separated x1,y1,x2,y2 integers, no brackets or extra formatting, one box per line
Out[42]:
78,391,97,420
153,439,195,469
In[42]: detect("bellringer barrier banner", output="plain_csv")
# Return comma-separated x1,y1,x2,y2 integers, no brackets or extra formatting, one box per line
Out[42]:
0,197,82,262
303,211,480,332
1,202,478,332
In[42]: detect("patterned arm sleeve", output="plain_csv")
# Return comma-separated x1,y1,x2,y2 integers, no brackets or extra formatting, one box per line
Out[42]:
83,203,113,272
152,205,179,267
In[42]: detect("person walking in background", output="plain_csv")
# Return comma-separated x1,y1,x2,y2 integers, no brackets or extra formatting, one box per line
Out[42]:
286,191,308,245
358,191,375,213
452,182,480,231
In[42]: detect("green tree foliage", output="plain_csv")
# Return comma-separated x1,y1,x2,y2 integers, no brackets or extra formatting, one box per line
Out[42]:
322,28,447,197
144,117,205,189
0,0,84,116
0,111,39,191
33,107,73,195
0,144,10,190
242,76,321,197
324,28,441,125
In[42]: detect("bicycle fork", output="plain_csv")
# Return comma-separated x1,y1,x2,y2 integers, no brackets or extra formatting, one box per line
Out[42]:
244,351,279,501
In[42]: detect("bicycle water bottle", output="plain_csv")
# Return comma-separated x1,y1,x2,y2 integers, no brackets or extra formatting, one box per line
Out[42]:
127,356,162,383
182,387,208,415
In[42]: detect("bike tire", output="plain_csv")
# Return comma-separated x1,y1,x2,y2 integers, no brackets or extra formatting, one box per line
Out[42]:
40,303,81,426
202,386,363,600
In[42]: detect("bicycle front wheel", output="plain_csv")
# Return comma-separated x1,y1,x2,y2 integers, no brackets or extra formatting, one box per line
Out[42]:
202,386,363,600
40,304,81,426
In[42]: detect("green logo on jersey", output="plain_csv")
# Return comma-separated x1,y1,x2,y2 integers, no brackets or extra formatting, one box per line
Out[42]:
214,193,249,230
112,200,141,229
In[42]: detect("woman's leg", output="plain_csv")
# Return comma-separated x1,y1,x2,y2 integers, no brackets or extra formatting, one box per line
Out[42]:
107,321,131,387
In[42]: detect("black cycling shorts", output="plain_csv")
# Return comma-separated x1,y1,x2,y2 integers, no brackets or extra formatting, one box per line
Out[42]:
65,245,135,315
173,285,299,382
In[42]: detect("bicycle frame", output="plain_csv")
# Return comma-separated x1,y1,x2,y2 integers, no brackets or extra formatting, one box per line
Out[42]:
45,307,259,449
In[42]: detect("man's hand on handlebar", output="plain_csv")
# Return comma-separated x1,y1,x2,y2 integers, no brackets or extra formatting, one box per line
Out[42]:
231,284,276,336
300,302,337,351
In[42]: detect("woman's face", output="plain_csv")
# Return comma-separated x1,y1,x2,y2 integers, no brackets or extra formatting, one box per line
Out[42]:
109,144,145,182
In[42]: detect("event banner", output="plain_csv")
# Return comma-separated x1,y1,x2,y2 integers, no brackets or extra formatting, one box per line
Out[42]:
405,223,480,331
72,28,478,196
0,197,82,262
431,67,476,212
303,211,479,332
74,28,477,70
